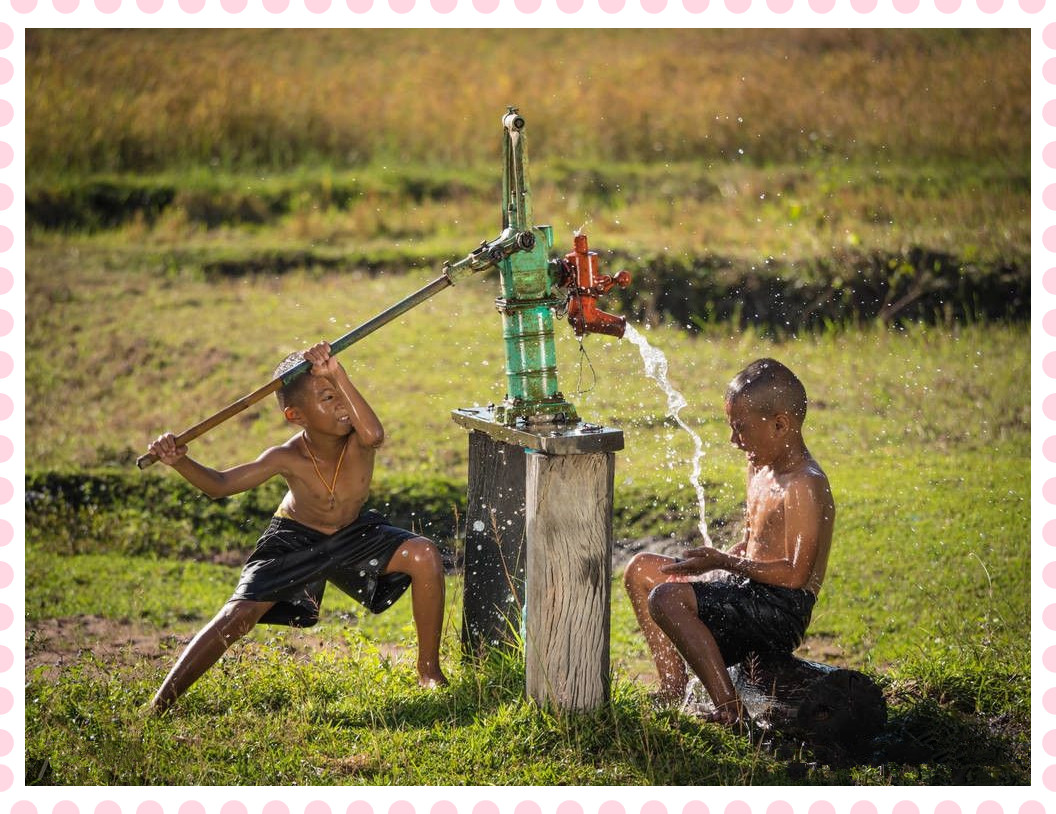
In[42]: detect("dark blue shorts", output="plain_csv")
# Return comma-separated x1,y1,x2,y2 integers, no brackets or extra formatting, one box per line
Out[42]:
229,510,417,628
691,575,816,666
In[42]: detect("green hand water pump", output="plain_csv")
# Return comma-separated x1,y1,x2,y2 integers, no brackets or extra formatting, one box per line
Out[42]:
493,107,631,425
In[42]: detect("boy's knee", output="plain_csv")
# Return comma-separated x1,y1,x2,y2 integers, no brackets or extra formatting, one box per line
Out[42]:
401,537,444,577
648,582,694,626
624,552,665,594
646,583,671,621
216,601,265,642
623,553,646,588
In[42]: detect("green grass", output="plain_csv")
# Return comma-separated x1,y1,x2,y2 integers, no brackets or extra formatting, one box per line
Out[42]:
24,27,1030,782
26,619,1028,785
27,245,1027,475
28,159,1029,269
26,538,1030,783
25,647,810,785
26,246,1030,668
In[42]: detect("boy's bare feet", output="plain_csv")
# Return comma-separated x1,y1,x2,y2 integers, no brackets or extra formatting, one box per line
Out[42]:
418,670,449,689
700,701,750,732
144,696,172,717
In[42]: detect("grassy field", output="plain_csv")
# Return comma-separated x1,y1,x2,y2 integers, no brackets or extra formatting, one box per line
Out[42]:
27,28,1029,270
25,249,1029,784
24,28,1030,785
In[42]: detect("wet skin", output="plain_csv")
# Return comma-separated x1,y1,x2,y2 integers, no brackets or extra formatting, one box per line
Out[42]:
624,393,835,725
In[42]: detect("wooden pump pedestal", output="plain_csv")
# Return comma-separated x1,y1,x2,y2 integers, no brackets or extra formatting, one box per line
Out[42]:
452,406,624,712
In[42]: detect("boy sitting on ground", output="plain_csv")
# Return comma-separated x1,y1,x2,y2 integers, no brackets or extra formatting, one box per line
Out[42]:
624,358,835,727
146,341,448,713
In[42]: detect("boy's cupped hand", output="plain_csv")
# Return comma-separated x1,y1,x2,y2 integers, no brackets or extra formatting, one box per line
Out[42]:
660,546,725,576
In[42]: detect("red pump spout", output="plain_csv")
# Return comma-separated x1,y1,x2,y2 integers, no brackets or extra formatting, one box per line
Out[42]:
562,233,632,339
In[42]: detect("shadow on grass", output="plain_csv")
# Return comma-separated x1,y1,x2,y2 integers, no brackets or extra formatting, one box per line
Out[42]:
325,658,798,784
752,690,1029,786
863,698,1029,785
331,666,1029,785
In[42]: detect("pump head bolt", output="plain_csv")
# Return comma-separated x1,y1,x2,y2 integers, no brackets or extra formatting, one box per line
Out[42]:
503,108,526,131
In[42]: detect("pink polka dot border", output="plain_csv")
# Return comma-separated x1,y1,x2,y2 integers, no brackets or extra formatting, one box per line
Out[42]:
6,10,1052,814
0,8,15,813
1041,7,1056,811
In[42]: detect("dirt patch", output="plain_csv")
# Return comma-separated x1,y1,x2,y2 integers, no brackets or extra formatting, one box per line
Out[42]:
27,615,186,678
206,550,250,568
796,633,854,665
26,615,409,682
317,753,388,779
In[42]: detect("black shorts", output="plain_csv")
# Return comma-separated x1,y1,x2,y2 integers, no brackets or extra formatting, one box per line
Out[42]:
691,575,815,667
229,510,417,628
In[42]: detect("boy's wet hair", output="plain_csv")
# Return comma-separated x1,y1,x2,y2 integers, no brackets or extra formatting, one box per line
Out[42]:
726,358,808,423
274,352,312,411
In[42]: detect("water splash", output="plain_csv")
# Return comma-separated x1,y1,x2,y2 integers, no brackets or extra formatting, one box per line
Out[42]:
623,323,712,546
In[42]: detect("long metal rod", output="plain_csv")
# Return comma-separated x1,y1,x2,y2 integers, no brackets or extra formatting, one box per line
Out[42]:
135,273,454,469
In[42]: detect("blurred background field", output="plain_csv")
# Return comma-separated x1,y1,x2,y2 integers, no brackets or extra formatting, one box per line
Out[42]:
25,29,1029,785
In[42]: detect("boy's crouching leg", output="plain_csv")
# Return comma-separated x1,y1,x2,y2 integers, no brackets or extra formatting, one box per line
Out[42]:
624,553,688,702
648,583,745,726
386,537,448,688
150,599,274,714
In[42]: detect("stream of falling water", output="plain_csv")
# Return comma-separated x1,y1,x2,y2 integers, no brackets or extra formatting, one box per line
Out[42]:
623,323,713,547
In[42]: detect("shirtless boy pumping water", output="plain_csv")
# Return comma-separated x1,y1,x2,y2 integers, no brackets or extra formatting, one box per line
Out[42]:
624,358,835,726
147,341,448,713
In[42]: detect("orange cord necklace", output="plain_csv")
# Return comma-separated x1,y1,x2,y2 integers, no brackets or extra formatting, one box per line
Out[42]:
302,432,347,510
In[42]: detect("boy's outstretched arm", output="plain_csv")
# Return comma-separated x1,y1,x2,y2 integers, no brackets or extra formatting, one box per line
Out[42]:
147,433,286,499
304,341,385,448
662,477,827,590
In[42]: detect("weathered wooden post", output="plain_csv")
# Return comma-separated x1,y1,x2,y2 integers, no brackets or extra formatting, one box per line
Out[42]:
523,447,615,710
453,108,630,711
454,410,623,709
460,431,527,655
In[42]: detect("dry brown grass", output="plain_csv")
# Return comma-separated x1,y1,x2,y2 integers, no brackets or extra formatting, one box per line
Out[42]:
27,29,1027,175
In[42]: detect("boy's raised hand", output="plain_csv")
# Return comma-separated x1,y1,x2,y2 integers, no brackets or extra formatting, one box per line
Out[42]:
148,432,188,466
304,341,342,379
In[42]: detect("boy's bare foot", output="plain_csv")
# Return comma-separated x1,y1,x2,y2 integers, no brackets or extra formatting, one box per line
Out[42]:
700,702,749,732
418,671,448,689
145,696,172,717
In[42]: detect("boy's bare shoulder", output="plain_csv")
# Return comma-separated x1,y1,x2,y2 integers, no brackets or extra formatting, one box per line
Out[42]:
802,454,829,481
791,455,835,506
255,436,305,470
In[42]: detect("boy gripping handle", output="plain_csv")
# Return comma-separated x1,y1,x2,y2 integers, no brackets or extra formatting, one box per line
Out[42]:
147,341,447,713
624,358,835,727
